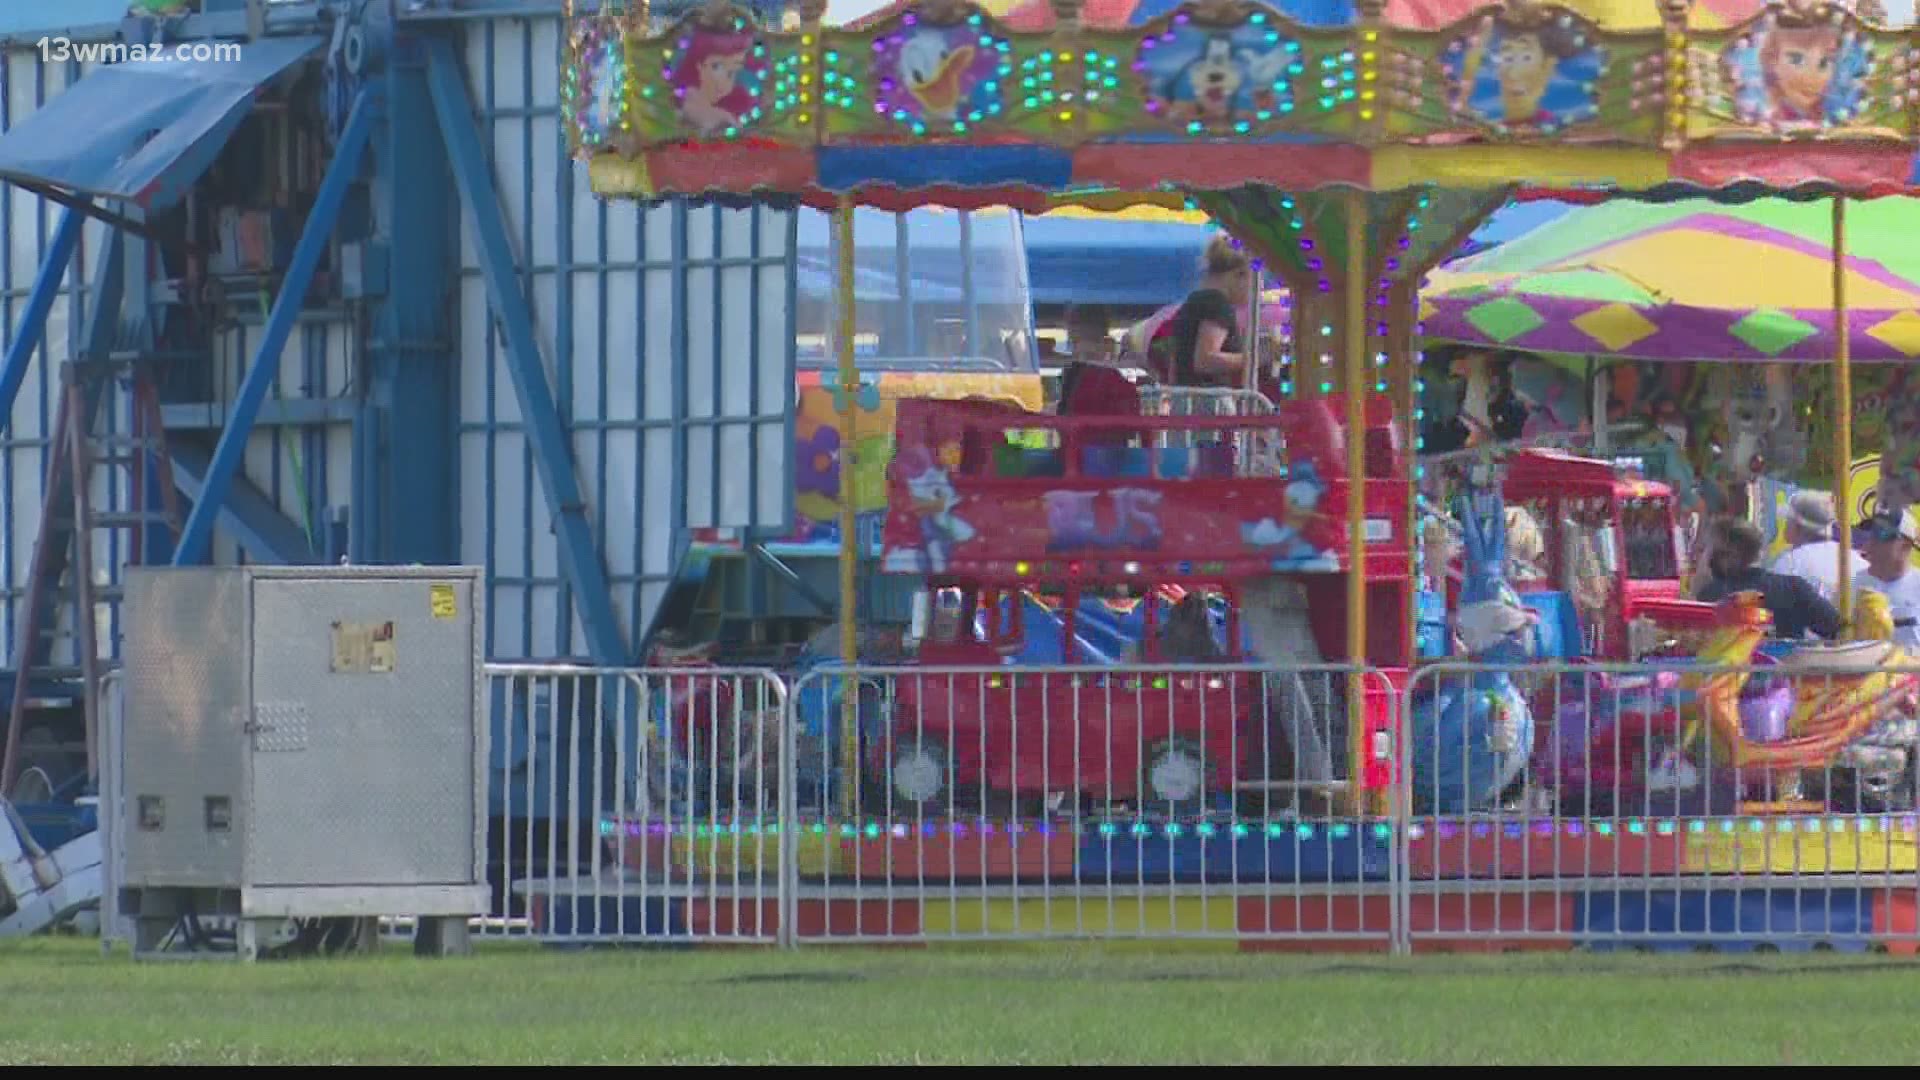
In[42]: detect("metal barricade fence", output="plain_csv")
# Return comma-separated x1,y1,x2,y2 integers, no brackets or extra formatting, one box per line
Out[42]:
487,664,790,945
1137,386,1277,418
1136,386,1283,477
1399,659,1920,955
97,670,124,950
785,662,1399,947
86,652,1920,954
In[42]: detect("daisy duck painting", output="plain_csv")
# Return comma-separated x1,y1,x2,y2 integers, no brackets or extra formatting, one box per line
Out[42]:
882,446,977,575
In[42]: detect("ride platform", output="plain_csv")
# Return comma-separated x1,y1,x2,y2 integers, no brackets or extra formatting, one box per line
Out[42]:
532,812,1920,952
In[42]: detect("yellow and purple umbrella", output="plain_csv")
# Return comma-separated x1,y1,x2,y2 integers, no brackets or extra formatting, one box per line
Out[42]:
1420,198,1920,363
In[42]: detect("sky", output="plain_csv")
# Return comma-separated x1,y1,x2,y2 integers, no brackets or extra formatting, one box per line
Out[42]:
825,0,891,21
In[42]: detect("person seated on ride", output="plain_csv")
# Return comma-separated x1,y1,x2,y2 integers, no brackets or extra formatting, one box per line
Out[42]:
1693,517,1844,642
1769,490,1866,605
1051,303,1145,473
1054,303,1137,421
1854,507,1920,652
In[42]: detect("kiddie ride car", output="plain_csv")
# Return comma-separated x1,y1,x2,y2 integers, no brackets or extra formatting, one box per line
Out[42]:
869,394,1413,818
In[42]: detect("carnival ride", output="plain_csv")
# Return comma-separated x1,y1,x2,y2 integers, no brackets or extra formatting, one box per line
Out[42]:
1692,590,1920,808
1416,196,1920,521
1429,446,1686,659
566,0,1920,948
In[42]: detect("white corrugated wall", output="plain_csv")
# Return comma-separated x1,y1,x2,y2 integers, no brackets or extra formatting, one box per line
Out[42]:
457,12,794,661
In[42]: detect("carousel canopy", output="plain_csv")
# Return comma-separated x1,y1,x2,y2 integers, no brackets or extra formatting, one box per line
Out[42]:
568,0,1920,210
1420,196,1920,361
852,0,1802,31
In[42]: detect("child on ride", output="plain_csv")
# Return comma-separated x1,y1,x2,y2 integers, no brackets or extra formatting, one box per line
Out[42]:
1054,303,1136,420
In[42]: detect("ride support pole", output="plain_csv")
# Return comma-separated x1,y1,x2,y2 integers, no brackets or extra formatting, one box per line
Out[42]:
1833,195,1853,628
1343,189,1371,816
834,198,860,818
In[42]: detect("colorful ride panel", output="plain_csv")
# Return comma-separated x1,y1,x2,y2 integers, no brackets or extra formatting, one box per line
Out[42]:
877,394,1412,584
566,0,1920,207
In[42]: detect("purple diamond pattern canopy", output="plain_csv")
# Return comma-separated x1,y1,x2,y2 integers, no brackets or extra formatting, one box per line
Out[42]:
1420,198,1920,363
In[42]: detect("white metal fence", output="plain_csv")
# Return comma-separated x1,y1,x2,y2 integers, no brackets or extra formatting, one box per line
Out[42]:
487,664,789,945
81,655,1920,953
782,663,1398,946
1398,659,1920,953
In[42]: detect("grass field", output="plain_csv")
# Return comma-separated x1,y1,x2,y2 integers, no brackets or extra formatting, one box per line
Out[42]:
6,937,1920,1064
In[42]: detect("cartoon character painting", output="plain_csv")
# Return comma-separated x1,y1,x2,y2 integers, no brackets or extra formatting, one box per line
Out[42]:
900,31,977,123
1043,488,1164,552
1441,6,1606,131
1136,14,1303,131
569,23,626,146
1178,37,1244,122
665,28,767,137
872,18,1011,134
885,447,977,574
1721,3,1871,130
1239,461,1340,571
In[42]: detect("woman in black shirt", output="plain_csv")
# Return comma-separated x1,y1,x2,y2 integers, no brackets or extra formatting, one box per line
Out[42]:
1165,234,1254,388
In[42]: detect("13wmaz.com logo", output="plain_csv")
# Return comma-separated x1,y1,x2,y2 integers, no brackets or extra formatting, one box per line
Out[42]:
38,38,244,65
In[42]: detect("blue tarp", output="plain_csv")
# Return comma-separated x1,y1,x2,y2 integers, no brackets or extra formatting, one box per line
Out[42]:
0,34,323,209
0,0,127,40
1022,214,1214,307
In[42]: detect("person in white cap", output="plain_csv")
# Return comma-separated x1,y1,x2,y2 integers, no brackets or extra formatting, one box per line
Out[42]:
1768,490,1865,604
1855,507,1920,651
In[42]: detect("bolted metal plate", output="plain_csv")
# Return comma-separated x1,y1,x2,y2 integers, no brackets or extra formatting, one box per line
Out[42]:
252,702,311,753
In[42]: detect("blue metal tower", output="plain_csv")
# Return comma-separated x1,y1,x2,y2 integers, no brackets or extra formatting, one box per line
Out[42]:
0,1,799,806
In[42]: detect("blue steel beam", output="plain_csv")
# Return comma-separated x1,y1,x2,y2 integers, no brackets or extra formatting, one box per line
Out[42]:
423,36,628,664
0,205,83,433
168,440,322,565
170,90,375,567
369,32,457,566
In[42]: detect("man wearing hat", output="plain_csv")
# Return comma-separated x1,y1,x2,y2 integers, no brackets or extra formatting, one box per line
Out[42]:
1856,507,1920,651
1768,490,1865,604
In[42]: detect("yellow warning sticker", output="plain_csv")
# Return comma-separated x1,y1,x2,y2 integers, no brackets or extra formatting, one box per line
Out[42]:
430,584,457,620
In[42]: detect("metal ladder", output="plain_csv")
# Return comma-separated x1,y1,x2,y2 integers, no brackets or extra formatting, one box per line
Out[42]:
0,358,181,796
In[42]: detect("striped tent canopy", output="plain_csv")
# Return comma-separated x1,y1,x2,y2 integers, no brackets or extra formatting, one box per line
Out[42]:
1420,197,1920,362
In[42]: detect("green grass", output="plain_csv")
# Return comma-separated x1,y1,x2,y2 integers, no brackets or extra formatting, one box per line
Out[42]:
5,937,1920,1064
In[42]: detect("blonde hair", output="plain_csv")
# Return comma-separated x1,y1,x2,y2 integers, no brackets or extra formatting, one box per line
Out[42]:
1202,233,1250,279
1503,505,1546,582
